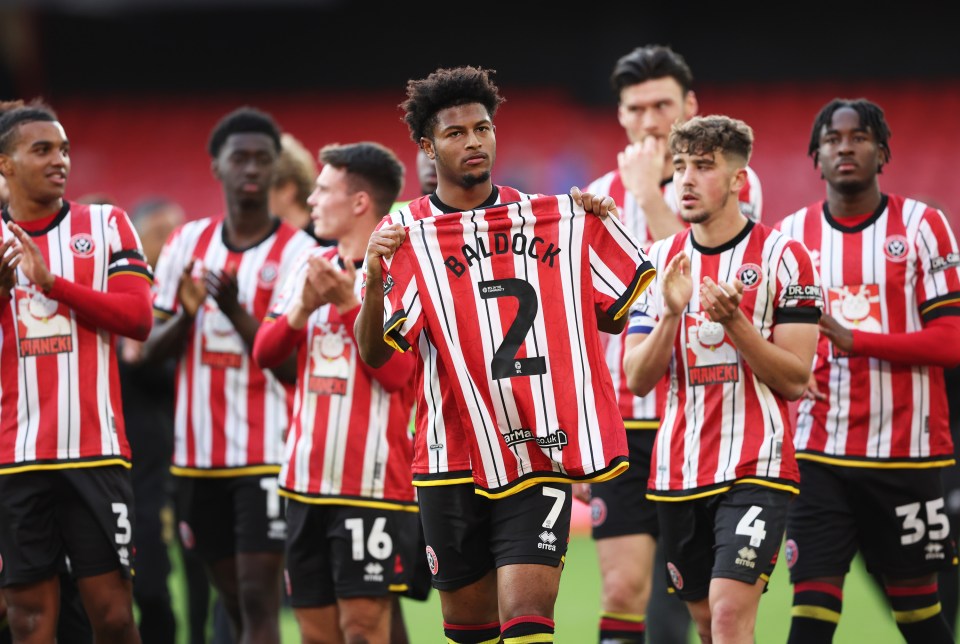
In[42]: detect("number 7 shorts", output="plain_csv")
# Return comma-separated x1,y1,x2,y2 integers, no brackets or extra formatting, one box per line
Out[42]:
416,481,572,591
785,459,956,582
0,466,135,587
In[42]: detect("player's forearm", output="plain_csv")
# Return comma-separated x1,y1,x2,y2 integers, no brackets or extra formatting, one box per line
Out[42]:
639,197,685,242
624,313,681,396
253,315,304,370
139,311,193,365
725,314,811,400
48,274,153,340
851,317,960,368
355,278,393,368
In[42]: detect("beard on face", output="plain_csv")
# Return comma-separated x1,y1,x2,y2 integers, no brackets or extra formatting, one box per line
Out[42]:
459,170,491,189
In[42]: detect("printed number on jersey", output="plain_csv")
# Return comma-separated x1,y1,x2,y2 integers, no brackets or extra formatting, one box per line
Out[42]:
479,278,546,379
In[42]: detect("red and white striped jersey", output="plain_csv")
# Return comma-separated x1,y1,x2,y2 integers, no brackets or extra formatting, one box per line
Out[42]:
0,202,151,472
587,166,763,428
776,194,960,466
629,221,821,498
381,194,655,497
152,217,316,474
268,246,416,508
377,187,537,486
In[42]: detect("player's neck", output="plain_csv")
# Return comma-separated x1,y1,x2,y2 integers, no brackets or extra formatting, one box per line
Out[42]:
337,218,378,264
223,206,275,248
691,208,749,248
4,193,64,222
826,184,883,219
434,181,494,212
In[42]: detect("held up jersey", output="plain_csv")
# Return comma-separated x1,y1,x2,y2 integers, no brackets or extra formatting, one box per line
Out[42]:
777,195,960,466
381,194,655,497
629,221,821,498
375,186,536,486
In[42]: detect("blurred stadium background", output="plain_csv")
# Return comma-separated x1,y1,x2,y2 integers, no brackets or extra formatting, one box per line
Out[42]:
2,2,959,642
1,2,959,223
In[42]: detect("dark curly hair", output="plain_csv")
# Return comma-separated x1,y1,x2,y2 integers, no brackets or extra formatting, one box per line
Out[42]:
207,106,282,158
807,98,891,171
400,66,505,144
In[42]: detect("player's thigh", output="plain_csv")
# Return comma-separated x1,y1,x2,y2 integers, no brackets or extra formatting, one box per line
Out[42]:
175,476,236,563
656,496,715,602
417,483,494,591
785,460,859,582
711,485,790,589
293,604,343,644
590,429,658,540
284,500,335,610
855,467,956,579
60,466,136,582
0,471,62,588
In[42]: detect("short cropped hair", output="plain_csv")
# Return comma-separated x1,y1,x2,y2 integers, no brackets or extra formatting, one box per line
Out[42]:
0,100,58,154
611,45,694,97
669,115,753,166
807,98,891,170
273,133,318,209
400,66,505,144
319,142,404,217
207,106,282,158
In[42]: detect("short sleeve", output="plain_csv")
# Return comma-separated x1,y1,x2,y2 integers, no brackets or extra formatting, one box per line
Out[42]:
915,207,960,324
151,225,187,319
588,214,656,321
106,207,152,283
381,241,424,353
774,238,823,325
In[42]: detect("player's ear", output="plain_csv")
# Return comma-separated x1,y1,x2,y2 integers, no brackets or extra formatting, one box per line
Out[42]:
353,190,370,216
210,158,222,182
684,90,698,120
420,138,436,161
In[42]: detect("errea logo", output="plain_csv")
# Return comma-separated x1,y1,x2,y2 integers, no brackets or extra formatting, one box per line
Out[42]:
538,531,557,551
735,546,757,568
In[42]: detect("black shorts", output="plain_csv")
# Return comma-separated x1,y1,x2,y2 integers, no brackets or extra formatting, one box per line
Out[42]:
786,459,957,582
399,513,432,601
175,474,286,563
417,482,572,591
0,466,135,587
284,500,419,608
657,484,790,602
590,428,658,539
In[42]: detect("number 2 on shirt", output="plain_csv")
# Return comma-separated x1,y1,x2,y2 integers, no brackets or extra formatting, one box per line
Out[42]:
479,278,546,379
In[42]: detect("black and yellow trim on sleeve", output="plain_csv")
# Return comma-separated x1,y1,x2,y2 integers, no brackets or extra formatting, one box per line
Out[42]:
607,262,657,321
919,291,960,323
383,310,411,352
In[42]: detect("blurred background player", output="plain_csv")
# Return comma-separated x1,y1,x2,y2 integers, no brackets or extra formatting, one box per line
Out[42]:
0,101,154,643
269,132,333,247
140,107,316,644
254,141,419,643
776,98,960,644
